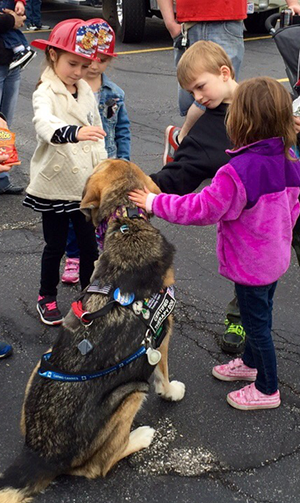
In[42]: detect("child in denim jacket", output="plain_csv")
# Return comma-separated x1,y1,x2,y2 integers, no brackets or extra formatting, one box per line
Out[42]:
129,77,300,411
62,19,131,284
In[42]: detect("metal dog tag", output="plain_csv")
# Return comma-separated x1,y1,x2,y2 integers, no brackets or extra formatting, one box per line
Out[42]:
77,339,93,356
146,348,161,366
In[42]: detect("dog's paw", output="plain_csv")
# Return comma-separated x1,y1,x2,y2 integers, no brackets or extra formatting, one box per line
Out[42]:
129,426,155,450
160,380,186,401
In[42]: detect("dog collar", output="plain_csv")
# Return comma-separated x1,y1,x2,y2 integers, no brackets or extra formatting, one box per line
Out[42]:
95,205,148,250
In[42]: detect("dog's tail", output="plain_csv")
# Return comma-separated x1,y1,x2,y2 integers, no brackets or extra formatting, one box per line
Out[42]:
0,445,58,503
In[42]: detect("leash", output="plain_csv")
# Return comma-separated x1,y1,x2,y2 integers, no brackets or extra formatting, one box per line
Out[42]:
37,284,175,382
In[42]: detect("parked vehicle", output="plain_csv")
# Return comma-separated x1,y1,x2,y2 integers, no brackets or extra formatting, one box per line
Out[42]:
101,0,287,43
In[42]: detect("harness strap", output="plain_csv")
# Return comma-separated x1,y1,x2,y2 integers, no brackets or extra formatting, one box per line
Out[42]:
72,299,116,325
38,347,147,382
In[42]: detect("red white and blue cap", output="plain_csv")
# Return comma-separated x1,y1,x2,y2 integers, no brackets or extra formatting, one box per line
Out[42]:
31,18,117,60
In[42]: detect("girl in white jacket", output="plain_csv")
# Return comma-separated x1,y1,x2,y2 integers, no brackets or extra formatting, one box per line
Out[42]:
23,19,109,325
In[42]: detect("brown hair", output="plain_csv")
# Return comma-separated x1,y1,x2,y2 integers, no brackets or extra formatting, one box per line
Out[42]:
177,40,235,89
226,77,296,158
36,47,66,88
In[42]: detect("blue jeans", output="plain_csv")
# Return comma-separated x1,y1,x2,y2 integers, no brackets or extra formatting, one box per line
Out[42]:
235,282,278,395
174,21,245,116
0,0,29,49
66,220,80,258
0,65,21,190
25,0,42,26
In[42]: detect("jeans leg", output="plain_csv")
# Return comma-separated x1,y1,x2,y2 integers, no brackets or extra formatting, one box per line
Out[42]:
235,282,278,394
65,220,80,258
0,65,21,188
25,0,42,26
40,212,69,297
2,29,29,49
0,65,21,128
70,211,98,290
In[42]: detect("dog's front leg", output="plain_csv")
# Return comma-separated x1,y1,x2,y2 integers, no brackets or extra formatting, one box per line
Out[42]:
153,331,185,401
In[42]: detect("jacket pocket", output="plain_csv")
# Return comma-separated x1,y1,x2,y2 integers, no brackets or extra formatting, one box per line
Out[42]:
40,150,66,181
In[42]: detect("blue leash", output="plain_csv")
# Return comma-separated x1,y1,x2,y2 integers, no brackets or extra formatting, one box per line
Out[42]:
38,346,147,382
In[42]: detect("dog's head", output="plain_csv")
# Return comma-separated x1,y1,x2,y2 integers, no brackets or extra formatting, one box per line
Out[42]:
81,159,175,297
81,159,161,227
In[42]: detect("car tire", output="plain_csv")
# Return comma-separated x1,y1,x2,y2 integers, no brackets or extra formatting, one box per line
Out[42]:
244,7,279,33
116,0,146,43
102,0,118,29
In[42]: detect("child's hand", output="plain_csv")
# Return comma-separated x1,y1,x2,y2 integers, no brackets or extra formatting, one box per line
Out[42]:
128,187,150,210
77,126,106,142
15,1,25,15
0,153,13,172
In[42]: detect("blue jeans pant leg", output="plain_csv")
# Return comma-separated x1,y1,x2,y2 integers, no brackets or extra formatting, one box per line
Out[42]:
2,29,29,50
25,0,42,26
0,65,21,189
235,282,278,395
174,20,245,116
66,220,80,258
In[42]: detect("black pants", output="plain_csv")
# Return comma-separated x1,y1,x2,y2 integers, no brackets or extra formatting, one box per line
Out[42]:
40,210,98,297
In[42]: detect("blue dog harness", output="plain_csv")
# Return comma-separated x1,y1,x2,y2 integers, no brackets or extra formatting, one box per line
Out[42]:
38,284,176,382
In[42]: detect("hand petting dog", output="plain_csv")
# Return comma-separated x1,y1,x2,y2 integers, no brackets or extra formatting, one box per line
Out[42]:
129,186,152,211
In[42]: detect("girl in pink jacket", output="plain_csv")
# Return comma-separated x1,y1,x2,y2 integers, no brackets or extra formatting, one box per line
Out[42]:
129,77,300,411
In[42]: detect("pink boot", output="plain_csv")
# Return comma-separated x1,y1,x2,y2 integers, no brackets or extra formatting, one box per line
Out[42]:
62,257,80,284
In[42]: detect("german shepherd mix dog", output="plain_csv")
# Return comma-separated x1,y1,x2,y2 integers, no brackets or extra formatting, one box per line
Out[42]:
0,160,185,503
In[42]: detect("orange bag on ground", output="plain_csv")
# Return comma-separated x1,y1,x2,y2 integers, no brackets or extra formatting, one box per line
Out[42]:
0,127,21,165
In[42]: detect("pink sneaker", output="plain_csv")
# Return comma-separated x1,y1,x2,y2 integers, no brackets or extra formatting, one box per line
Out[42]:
212,358,257,382
163,125,181,165
61,257,80,284
227,382,281,410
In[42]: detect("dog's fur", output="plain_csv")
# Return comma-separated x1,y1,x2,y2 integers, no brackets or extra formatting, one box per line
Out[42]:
0,160,185,503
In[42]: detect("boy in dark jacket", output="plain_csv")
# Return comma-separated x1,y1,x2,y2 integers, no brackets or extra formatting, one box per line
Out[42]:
150,41,244,353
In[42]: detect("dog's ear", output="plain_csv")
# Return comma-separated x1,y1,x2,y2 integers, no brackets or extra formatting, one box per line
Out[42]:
80,178,101,223
144,175,161,194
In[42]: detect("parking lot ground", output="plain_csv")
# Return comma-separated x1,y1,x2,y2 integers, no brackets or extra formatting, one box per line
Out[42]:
1,5,300,502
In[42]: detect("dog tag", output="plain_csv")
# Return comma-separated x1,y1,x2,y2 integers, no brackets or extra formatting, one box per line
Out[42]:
114,288,135,306
78,339,93,356
146,348,161,366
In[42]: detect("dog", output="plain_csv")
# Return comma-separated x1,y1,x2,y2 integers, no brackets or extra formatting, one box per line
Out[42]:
0,159,185,503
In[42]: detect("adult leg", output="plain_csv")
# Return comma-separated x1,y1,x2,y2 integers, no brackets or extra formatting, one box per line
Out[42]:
70,211,98,290
25,0,42,26
40,211,69,297
235,282,278,395
0,65,22,192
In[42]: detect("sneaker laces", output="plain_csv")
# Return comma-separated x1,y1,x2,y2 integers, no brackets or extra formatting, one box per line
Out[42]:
225,323,246,338
228,358,244,369
45,300,58,311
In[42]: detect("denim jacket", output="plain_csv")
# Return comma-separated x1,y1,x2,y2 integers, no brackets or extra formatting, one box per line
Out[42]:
96,73,131,160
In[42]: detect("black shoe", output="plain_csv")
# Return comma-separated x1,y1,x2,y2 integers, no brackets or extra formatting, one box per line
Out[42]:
9,49,36,71
0,183,24,195
26,23,38,31
34,23,51,30
221,318,246,354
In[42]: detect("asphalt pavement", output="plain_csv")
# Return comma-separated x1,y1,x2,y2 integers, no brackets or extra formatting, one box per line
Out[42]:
1,4,300,503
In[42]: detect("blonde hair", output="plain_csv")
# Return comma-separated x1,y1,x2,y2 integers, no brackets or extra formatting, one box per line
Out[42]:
177,40,235,89
226,77,296,159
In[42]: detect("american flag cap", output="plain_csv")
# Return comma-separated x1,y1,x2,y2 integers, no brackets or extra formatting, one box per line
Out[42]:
31,18,117,60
